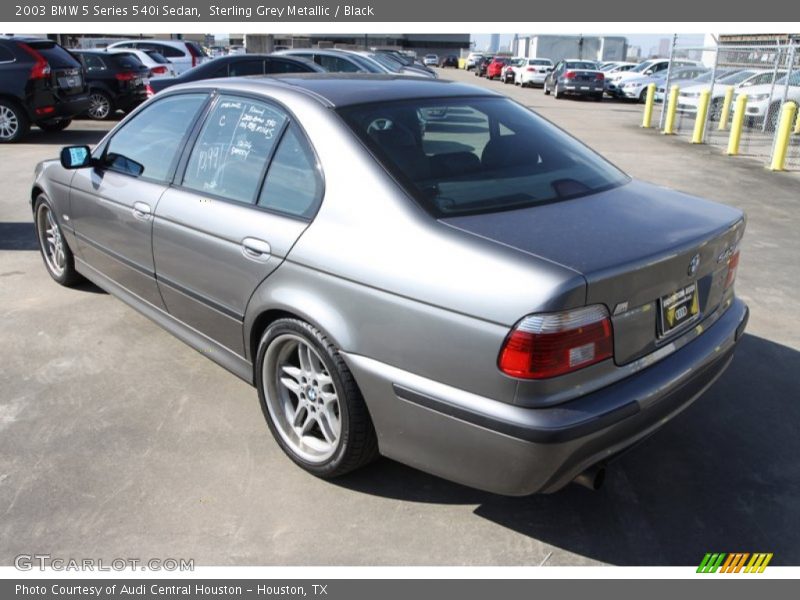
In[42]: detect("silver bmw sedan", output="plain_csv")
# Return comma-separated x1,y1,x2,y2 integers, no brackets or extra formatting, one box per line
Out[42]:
30,74,748,495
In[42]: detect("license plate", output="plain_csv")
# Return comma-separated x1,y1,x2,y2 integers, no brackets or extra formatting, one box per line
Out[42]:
659,282,699,336
59,76,81,88
581,86,590,90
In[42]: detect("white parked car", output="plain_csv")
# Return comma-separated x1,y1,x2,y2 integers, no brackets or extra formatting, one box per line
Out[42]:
423,54,439,66
106,40,209,75
676,70,768,116
735,72,800,128
465,52,486,70
607,58,701,97
105,48,176,78
514,58,554,87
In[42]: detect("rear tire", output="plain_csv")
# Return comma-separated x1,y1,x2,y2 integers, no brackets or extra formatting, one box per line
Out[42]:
544,83,551,95
0,100,30,143
554,85,561,99
766,103,781,131
86,91,113,121
256,318,379,479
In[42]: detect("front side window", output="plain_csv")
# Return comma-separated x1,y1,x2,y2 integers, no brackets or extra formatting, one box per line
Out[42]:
103,93,207,181
258,124,322,218
338,96,629,218
182,96,288,203
317,54,361,73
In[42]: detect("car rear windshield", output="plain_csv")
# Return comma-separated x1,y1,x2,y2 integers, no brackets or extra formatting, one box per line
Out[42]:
337,96,629,218
146,51,170,64
566,61,596,70
23,40,79,68
109,53,145,70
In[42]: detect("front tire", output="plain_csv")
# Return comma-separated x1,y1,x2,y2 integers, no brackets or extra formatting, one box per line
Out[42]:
544,82,551,95
0,100,30,143
256,318,378,478
554,84,561,99
34,195,82,286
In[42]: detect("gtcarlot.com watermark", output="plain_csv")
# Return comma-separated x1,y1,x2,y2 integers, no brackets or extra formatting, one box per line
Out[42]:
14,554,194,572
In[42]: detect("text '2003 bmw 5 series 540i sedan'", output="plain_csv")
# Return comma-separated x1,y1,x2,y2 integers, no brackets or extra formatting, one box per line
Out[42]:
31,74,749,496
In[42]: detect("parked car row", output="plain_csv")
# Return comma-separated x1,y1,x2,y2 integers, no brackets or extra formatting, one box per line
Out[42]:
0,40,440,142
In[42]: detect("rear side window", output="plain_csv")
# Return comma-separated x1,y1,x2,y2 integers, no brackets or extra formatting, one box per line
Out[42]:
147,44,184,58
228,59,263,76
103,93,207,181
317,54,361,73
258,125,322,218
0,45,15,63
266,59,315,74
182,96,288,203
81,54,107,71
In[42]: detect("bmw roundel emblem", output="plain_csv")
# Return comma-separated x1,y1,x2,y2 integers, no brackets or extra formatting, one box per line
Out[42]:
688,253,701,277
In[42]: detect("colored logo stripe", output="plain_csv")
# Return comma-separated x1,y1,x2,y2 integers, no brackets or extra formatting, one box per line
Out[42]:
697,552,773,573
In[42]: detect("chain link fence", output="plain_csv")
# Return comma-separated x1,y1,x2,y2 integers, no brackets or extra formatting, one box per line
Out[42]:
657,38,800,170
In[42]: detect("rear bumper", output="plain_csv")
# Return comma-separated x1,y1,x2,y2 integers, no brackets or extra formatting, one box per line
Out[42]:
560,83,604,96
345,298,748,496
29,92,91,122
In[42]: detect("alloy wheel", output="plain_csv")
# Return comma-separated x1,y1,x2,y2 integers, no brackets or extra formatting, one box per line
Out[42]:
263,334,342,464
0,105,19,141
36,203,66,277
88,93,111,120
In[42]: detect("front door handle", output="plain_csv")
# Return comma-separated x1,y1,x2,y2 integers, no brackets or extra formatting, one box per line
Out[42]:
132,202,151,219
241,237,271,259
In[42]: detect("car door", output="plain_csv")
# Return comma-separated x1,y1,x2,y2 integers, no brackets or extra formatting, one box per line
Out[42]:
69,93,209,308
152,94,323,356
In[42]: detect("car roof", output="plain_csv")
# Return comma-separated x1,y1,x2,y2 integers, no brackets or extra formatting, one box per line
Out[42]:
176,73,499,107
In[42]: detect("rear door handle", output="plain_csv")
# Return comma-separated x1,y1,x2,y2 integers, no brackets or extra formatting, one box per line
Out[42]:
241,237,271,260
132,202,151,219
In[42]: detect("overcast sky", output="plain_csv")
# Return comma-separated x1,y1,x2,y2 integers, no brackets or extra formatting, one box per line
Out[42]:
471,33,706,54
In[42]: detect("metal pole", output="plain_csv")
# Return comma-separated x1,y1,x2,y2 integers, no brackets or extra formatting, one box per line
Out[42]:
770,44,797,156
659,33,678,130
701,43,721,143
763,44,784,133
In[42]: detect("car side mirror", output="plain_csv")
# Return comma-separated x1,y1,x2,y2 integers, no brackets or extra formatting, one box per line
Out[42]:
644,69,654,75
60,146,92,169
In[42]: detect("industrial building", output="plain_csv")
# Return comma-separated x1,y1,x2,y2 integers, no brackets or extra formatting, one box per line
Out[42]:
512,35,628,63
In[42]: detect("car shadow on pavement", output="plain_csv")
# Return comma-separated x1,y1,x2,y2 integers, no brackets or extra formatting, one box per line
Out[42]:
23,126,109,146
0,222,38,250
336,333,800,565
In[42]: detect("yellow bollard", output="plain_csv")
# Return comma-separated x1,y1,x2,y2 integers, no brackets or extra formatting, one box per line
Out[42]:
641,83,656,128
769,101,798,171
663,85,679,135
718,85,735,131
727,94,748,155
692,89,712,143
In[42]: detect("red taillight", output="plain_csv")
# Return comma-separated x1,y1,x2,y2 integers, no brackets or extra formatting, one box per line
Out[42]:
150,66,167,75
526,67,535,72
18,42,51,80
34,106,55,116
498,306,614,379
145,83,154,97
724,250,740,289
564,71,577,80
595,72,605,81
115,71,138,81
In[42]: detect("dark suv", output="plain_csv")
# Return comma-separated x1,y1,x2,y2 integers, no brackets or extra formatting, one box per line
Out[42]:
0,36,90,142
72,50,150,120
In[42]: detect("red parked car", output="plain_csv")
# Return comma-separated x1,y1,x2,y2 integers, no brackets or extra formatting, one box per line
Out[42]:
486,57,509,80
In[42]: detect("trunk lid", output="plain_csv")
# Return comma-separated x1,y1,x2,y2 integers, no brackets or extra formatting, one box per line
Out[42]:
441,179,745,364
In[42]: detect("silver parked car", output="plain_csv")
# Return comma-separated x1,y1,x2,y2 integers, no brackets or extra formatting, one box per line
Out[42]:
31,75,748,495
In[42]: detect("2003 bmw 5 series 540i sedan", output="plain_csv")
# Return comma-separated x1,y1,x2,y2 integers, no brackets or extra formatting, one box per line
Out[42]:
31,74,749,495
